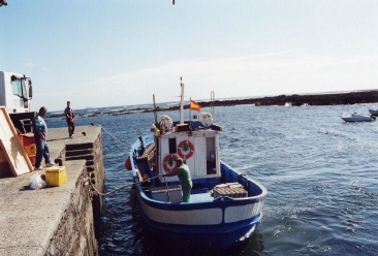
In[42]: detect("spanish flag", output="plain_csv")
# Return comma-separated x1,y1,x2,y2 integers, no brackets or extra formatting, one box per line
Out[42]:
190,99,201,111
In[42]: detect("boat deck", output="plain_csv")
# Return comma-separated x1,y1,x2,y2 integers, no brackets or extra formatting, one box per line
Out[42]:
190,191,213,203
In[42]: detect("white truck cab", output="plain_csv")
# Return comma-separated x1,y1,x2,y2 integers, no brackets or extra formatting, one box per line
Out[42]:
0,71,35,133
0,70,33,113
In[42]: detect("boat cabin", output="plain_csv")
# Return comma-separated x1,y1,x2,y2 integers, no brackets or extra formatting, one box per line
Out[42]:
151,114,220,180
158,121,221,182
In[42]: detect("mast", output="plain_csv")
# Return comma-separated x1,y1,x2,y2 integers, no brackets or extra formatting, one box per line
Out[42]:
180,77,184,124
153,94,158,124
189,97,192,123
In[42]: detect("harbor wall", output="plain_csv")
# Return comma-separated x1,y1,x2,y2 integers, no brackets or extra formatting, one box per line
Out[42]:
44,160,98,256
64,130,105,239
0,125,104,256
48,125,105,256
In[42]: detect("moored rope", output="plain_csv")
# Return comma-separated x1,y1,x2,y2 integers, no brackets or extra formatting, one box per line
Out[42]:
88,123,158,197
91,123,131,149
89,175,161,197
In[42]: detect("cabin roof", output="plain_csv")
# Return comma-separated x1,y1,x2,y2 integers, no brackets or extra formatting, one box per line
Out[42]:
156,120,223,136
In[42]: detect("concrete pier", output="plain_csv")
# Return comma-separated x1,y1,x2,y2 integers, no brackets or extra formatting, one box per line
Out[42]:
0,125,104,256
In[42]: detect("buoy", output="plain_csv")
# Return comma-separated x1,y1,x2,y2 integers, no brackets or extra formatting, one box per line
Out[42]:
125,156,132,170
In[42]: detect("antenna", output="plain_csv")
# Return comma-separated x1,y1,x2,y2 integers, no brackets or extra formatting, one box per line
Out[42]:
179,77,184,124
153,94,158,124
210,90,215,118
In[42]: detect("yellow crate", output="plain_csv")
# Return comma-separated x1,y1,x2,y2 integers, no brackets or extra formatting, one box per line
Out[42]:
45,166,67,187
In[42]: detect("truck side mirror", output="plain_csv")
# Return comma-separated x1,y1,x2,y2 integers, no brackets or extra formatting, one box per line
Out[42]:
28,82,33,99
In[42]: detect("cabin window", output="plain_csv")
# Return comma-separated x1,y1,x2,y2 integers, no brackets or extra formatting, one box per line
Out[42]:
206,137,216,174
168,138,177,154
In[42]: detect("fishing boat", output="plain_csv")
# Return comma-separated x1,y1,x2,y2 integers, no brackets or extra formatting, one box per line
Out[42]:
369,109,378,117
341,113,376,123
127,80,267,249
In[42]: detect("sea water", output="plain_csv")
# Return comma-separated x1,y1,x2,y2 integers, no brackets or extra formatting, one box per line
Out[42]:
48,103,378,256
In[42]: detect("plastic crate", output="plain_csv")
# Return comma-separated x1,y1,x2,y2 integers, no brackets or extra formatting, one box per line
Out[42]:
45,166,67,187
150,185,182,203
213,182,248,198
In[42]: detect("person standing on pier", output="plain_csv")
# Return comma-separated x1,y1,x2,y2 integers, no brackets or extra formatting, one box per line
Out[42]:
33,106,54,170
64,101,76,138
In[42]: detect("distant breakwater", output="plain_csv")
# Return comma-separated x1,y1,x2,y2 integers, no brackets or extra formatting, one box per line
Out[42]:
48,89,378,119
201,89,378,107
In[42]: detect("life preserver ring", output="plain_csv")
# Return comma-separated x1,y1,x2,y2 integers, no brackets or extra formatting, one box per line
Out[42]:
163,154,179,173
177,140,194,159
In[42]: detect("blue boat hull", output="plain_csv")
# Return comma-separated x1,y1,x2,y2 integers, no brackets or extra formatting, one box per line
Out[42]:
133,165,266,249
137,197,262,249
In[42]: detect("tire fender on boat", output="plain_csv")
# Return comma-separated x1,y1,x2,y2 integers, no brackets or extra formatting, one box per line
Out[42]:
124,156,132,170
163,154,179,173
177,140,194,159
129,184,137,208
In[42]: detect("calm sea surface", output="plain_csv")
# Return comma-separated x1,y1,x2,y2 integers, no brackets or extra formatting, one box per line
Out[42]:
49,104,378,256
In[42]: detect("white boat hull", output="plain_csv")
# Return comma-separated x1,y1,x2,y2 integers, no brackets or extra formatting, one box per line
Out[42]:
342,114,375,122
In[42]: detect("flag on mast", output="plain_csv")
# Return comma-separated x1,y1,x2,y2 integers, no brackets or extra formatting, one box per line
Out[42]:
190,99,201,111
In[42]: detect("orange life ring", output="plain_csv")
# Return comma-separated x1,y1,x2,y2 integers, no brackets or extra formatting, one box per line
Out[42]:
163,154,179,173
177,140,194,159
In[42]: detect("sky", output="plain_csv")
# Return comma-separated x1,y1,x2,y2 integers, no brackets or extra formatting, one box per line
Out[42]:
1,0,378,111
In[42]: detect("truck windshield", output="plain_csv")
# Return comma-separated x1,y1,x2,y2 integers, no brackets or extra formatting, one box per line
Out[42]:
11,78,23,97
11,77,29,99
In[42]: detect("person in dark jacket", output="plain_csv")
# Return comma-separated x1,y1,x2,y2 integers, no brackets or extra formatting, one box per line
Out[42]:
64,101,76,138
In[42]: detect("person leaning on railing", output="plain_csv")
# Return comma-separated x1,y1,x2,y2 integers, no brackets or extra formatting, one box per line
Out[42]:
161,157,192,202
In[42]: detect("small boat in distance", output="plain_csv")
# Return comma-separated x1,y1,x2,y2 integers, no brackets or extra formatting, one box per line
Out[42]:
369,109,378,117
127,79,267,249
341,113,376,123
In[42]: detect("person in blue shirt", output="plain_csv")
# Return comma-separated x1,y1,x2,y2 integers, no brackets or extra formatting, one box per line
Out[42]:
33,106,54,170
